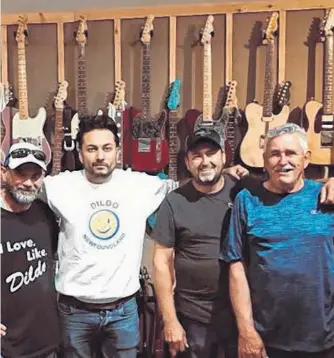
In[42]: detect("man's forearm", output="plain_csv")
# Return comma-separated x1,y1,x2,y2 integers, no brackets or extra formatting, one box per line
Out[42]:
229,261,255,334
153,259,178,324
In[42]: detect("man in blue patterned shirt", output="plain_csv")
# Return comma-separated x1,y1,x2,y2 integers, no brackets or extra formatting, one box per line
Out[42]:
220,123,334,358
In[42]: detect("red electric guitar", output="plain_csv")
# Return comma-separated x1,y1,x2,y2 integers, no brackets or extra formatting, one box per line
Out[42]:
125,16,169,173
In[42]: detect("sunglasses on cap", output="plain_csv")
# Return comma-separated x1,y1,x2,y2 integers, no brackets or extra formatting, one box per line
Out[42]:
9,148,46,161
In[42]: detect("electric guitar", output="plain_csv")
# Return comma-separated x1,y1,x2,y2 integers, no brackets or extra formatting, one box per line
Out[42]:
70,16,89,150
147,79,181,231
108,80,126,169
221,81,241,166
305,8,334,165
11,16,52,164
180,15,217,178
167,79,181,181
52,81,69,175
185,16,229,157
240,12,290,168
127,16,169,173
1,83,15,161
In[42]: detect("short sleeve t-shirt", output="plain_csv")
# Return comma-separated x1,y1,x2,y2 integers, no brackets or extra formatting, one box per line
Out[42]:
1,200,60,358
152,175,238,327
220,180,334,352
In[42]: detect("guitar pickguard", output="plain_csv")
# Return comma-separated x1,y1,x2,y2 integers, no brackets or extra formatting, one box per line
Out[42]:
132,111,167,139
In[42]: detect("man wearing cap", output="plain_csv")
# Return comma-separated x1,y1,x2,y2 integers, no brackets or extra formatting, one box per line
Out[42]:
1,143,61,358
152,127,239,358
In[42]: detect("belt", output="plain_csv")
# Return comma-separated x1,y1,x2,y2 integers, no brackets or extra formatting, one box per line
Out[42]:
58,292,137,311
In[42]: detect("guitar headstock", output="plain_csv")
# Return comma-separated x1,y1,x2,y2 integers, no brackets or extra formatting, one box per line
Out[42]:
140,16,154,45
224,81,238,109
200,15,214,45
263,12,279,44
112,80,126,109
167,79,181,111
75,16,88,47
54,81,69,110
320,8,334,40
276,80,292,107
15,15,28,43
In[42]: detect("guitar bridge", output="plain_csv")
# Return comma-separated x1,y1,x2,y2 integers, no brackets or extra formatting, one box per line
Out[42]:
320,131,334,147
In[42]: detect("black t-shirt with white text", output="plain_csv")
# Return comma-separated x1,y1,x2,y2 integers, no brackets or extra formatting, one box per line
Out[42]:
1,200,60,358
152,175,238,329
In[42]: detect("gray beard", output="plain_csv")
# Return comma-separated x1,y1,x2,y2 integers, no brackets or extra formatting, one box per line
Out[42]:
9,188,39,205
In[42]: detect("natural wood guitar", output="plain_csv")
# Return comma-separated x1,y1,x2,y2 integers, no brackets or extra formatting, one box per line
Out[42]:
70,17,89,154
11,16,52,164
305,9,334,165
240,12,289,168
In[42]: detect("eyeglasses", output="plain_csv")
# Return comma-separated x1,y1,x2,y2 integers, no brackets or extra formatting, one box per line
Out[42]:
9,148,46,161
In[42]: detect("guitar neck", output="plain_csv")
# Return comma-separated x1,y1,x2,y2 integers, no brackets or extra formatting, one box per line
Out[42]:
17,41,29,119
115,109,123,169
202,43,212,121
77,48,88,116
168,111,178,181
52,110,63,175
263,41,275,117
323,35,334,116
141,44,151,118
226,111,236,165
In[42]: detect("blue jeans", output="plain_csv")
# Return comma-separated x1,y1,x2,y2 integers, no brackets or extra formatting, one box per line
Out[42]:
58,297,139,358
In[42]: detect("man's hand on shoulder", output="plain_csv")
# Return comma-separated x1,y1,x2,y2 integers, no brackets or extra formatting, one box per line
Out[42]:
320,177,334,205
223,165,249,181
0,323,7,336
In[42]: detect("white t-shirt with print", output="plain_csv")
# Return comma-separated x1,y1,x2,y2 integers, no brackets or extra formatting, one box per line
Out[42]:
41,168,177,303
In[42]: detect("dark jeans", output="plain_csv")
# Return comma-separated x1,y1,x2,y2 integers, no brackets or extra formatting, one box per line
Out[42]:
266,346,334,358
176,313,237,358
58,296,139,358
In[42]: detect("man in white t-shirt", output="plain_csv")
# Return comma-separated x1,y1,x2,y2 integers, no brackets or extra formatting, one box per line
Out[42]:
39,113,250,358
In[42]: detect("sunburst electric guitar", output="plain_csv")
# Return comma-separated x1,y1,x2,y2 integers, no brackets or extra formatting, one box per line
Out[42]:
11,16,52,164
240,12,290,168
305,8,334,165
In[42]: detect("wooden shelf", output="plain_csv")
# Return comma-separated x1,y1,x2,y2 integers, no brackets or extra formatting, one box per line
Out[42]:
1,0,333,25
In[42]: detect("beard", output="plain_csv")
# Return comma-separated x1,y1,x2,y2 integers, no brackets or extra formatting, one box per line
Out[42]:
194,167,223,186
86,162,114,181
9,187,39,204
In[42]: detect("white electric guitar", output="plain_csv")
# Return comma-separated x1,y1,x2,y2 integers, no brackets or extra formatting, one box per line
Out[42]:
11,16,51,164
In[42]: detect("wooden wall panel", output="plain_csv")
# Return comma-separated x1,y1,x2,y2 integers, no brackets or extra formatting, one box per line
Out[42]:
7,23,58,116
176,14,226,116
64,20,115,114
121,17,169,116
232,12,277,110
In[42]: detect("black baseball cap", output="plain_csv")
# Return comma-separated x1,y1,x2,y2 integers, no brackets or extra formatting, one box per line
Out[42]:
185,127,224,152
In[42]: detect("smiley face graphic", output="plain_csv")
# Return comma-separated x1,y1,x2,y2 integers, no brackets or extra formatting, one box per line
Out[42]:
89,210,119,240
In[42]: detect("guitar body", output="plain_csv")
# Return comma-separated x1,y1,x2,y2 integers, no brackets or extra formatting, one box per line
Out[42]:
1,106,18,161
305,100,334,165
11,107,52,165
240,102,290,168
130,109,169,173
195,112,233,166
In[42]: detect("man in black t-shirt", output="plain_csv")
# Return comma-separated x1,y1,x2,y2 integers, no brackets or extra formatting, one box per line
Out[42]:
152,128,239,358
1,142,61,358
